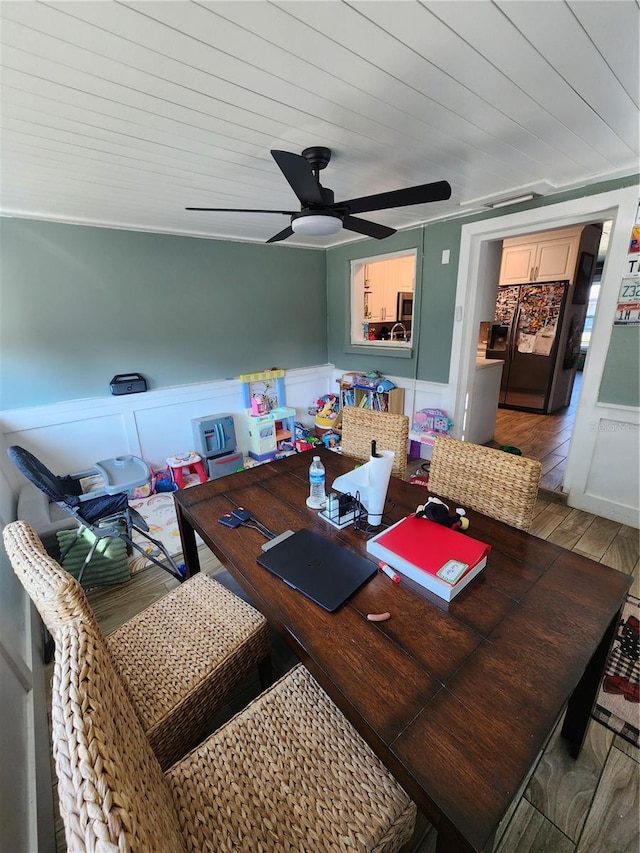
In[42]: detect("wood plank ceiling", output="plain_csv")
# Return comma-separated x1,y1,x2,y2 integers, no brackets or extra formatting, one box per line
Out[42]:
1,1,638,247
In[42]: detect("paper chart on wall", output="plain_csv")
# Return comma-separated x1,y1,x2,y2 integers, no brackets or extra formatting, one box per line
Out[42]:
615,200,640,325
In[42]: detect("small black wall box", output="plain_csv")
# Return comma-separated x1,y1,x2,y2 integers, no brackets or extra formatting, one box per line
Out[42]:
110,373,148,395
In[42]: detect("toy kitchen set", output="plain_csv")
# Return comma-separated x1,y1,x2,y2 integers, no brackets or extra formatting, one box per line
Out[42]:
240,370,296,462
191,413,243,480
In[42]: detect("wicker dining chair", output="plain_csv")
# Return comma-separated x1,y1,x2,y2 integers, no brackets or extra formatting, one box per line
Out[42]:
341,406,410,480
53,614,416,853
428,436,542,531
3,520,272,769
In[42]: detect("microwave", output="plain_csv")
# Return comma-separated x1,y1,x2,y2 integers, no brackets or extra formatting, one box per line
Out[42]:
397,291,413,322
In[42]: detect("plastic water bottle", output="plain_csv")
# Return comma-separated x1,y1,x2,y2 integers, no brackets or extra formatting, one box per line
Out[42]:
307,455,326,509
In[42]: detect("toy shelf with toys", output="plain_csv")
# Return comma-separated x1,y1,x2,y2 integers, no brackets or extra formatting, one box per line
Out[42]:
337,371,404,414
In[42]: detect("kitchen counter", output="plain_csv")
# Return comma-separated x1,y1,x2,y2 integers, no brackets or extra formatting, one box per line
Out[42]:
475,357,503,370
465,358,504,444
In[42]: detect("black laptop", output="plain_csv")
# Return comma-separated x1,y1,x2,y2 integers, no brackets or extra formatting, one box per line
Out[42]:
257,529,376,612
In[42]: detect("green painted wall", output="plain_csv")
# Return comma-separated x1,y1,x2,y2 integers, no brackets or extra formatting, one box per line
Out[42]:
418,220,460,383
327,174,640,406
326,228,426,379
599,326,640,407
2,175,637,411
323,220,460,384
0,219,327,409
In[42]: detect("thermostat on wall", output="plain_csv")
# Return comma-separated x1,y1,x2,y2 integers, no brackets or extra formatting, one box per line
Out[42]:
110,373,148,395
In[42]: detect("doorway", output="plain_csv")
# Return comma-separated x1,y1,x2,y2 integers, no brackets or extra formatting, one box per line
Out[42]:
578,220,611,365
449,187,637,509
482,221,611,493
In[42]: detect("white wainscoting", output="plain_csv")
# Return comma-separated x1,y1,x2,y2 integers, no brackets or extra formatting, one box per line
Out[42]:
564,403,640,527
4,362,636,527
0,365,335,499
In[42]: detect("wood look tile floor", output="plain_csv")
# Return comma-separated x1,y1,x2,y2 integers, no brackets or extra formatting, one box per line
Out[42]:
487,371,582,495
46,480,639,853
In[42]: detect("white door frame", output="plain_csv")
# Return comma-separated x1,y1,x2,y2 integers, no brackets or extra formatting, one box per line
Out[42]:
450,185,638,521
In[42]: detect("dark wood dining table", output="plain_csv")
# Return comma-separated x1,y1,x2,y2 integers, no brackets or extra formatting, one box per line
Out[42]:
174,449,631,853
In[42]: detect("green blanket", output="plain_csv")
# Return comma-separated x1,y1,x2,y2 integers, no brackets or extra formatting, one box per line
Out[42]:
56,528,130,587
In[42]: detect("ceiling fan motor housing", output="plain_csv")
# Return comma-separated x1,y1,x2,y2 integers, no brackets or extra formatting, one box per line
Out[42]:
301,146,332,172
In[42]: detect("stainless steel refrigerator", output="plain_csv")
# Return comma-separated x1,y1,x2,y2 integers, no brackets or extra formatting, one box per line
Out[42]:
486,281,578,413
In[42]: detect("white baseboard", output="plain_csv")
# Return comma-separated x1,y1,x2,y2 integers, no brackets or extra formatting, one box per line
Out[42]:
567,493,640,529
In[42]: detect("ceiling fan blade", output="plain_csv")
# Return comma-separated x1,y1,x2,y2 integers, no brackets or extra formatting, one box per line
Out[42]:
343,215,396,240
337,180,452,215
266,225,294,244
186,207,296,214
271,150,324,206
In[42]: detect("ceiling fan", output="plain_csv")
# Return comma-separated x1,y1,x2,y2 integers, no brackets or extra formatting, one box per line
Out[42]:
186,146,452,243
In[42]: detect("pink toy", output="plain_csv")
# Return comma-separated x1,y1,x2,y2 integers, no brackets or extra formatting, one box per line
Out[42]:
251,394,267,416
166,452,208,489
412,408,453,435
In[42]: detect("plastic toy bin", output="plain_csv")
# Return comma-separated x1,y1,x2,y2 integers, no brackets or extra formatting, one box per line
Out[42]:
93,455,152,498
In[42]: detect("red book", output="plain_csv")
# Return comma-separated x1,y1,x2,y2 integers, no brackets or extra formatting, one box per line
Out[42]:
366,515,490,601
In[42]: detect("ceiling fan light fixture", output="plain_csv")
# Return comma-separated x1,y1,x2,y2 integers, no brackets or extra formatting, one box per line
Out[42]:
291,213,342,236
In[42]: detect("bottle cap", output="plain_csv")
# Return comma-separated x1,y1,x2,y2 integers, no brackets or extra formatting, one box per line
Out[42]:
313,455,320,461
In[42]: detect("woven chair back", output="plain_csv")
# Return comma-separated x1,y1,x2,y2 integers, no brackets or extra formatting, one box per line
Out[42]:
52,616,187,853
428,436,541,531
340,407,410,480
3,521,98,636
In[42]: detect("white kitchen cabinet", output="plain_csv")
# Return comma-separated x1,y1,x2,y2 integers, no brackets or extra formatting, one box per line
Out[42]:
365,262,397,322
364,279,394,322
499,227,582,285
364,256,414,322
